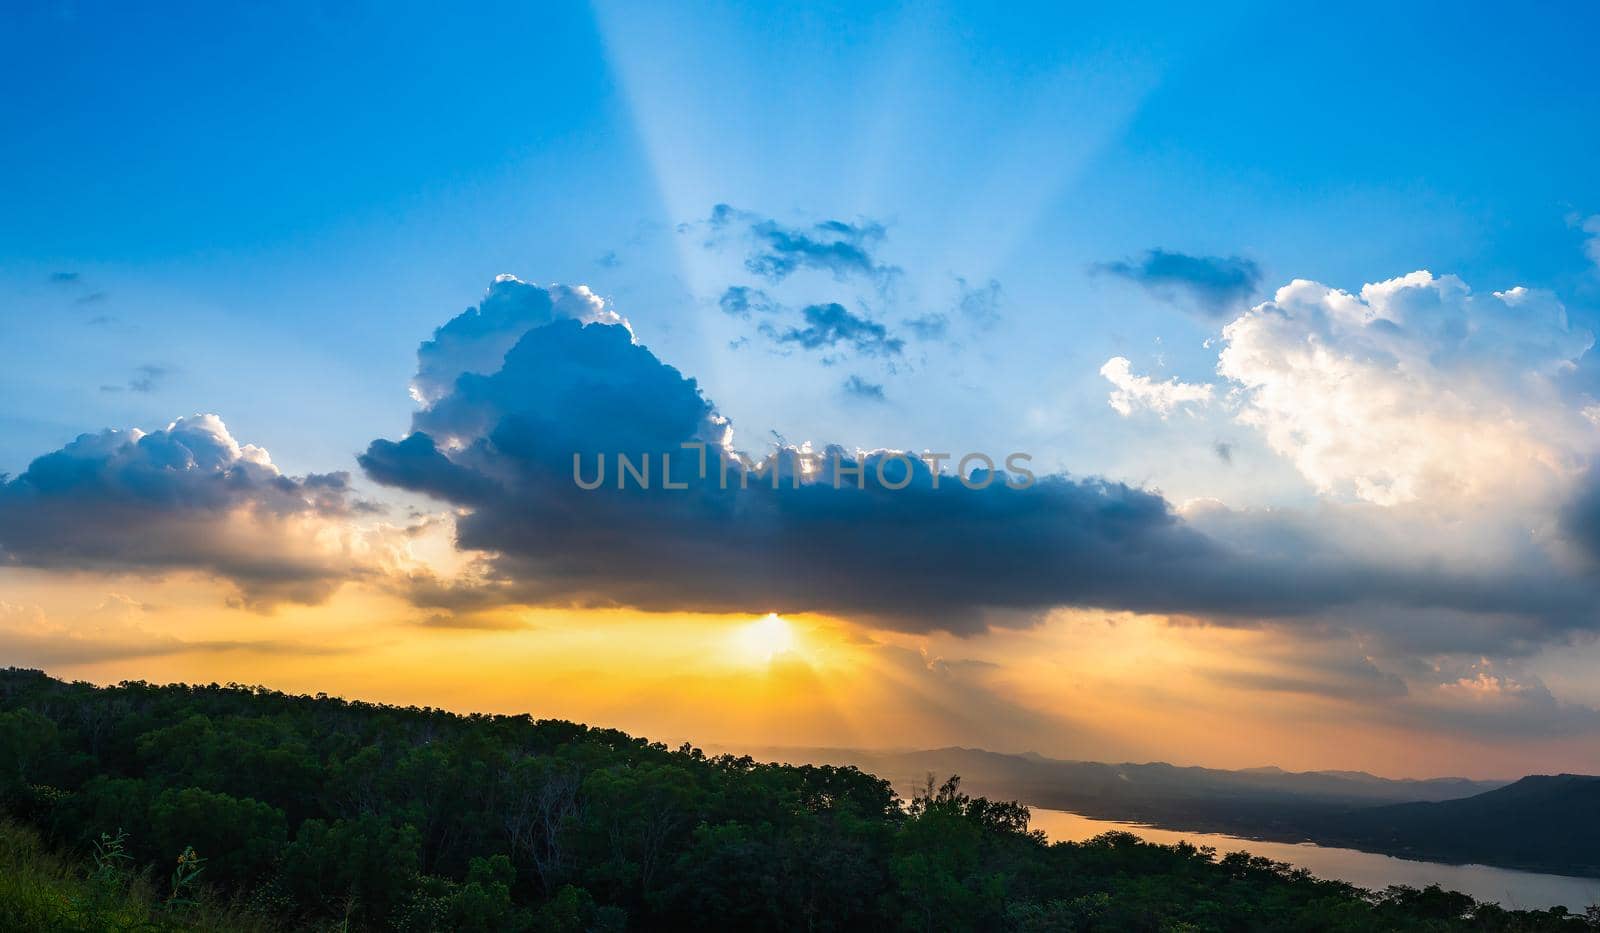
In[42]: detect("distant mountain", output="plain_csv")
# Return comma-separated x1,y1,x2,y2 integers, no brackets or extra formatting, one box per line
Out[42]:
729,746,1600,877
733,745,1502,834
1312,775,1600,876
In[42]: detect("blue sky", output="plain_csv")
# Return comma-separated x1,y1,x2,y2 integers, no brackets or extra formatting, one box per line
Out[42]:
7,1,1600,772
7,0,1599,485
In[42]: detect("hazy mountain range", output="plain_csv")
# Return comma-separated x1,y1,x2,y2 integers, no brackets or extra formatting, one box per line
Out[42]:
730,746,1599,877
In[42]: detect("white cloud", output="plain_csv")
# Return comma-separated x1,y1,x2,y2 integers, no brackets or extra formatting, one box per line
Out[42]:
410,275,627,406
1582,215,1600,269
0,414,414,606
1099,356,1213,418
1216,271,1594,507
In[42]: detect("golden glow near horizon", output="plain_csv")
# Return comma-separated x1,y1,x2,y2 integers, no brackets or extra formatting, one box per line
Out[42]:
731,613,798,666
3,566,1597,780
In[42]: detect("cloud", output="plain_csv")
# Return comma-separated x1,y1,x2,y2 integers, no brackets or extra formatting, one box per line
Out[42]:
0,414,382,606
842,375,886,402
904,313,949,340
410,274,625,406
1580,215,1600,269
1095,249,1261,318
770,303,903,357
696,205,999,355
956,277,1003,328
0,598,350,666
359,278,1600,637
1100,357,1213,417
128,365,168,393
1208,653,1409,703
1558,467,1600,567
1197,628,1600,739
1397,659,1600,739
707,204,897,285
1217,272,1594,506
100,364,171,395
718,286,778,319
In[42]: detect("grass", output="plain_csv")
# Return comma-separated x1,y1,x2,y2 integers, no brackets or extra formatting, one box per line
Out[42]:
0,819,278,933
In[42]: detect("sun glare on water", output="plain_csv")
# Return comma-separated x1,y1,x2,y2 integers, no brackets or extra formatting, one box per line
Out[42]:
734,613,797,665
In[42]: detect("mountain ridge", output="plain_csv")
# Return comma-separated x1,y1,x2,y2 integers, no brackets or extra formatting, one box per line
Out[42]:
725,744,1599,877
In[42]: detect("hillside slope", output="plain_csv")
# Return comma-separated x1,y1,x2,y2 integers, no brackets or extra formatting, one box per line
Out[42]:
742,745,1515,853
1,668,1593,931
1318,775,1600,876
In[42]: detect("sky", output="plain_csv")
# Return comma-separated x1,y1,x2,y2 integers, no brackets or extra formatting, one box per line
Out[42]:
5,0,1600,779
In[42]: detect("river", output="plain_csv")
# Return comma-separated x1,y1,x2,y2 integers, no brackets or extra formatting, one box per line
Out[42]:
1030,807,1600,912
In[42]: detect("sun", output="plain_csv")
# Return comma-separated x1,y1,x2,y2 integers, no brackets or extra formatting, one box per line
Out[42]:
733,613,797,665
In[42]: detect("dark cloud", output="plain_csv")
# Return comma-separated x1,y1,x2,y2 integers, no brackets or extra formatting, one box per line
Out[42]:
1094,249,1261,318
0,415,370,606
842,375,886,402
772,303,903,356
718,286,779,319
707,204,898,285
1560,468,1600,567
360,280,1600,636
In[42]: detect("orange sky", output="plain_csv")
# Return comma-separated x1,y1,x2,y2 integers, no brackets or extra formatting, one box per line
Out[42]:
5,565,1596,781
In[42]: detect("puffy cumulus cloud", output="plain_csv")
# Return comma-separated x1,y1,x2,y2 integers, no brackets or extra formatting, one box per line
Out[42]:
1218,271,1595,507
360,279,1600,636
1094,249,1261,318
707,204,897,285
0,415,386,606
411,274,625,405
1099,357,1213,417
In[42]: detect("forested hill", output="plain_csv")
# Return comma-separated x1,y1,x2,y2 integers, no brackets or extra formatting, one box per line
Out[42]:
1316,775,1600,877
0,668,1594,931
745,746,1598,878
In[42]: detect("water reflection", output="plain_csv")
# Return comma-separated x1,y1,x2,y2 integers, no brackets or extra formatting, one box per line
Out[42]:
1030,808,1600,912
